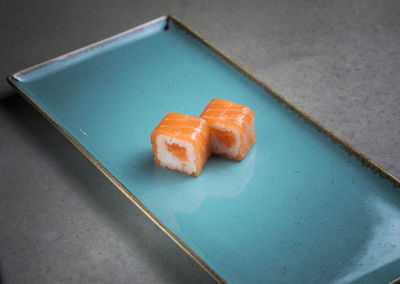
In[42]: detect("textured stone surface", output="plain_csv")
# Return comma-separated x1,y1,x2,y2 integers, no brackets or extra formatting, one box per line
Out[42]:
1,0,399,283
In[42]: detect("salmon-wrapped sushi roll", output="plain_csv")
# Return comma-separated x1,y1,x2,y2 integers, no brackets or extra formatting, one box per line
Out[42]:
200,98,256,161
151,113,211,176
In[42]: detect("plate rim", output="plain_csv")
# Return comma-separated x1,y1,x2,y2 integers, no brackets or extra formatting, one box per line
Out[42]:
6,14,400,284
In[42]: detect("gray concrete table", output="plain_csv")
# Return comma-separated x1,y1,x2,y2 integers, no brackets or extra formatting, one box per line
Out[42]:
1,0,399,283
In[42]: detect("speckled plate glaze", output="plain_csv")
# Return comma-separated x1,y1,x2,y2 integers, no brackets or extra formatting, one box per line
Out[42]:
8,15,400,284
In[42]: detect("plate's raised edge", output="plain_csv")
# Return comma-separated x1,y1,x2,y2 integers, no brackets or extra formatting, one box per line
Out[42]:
12,15,168,81
388,276,400,284
6,13,400,284
167,14,400,188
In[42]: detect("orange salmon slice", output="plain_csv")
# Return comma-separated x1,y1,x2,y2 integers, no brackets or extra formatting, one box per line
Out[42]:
200,98,256,161
151,113,211,176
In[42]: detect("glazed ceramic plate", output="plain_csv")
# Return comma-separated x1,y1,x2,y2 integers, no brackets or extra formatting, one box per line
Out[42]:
8,16,400,283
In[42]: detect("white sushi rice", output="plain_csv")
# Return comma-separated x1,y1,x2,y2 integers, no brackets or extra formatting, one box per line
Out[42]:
209,122,240,158
156,135,196,175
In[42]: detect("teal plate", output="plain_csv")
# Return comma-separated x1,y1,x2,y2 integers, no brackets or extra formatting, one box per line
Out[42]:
8,16,400,284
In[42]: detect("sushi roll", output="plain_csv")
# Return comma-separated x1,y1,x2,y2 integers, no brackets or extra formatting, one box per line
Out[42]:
151,113,211,176
200,98,256,161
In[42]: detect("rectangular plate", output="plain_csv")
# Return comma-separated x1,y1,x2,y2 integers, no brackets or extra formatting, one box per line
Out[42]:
8,15,400,283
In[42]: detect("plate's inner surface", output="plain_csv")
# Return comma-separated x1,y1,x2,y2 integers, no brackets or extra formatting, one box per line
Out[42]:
11,17,400,283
